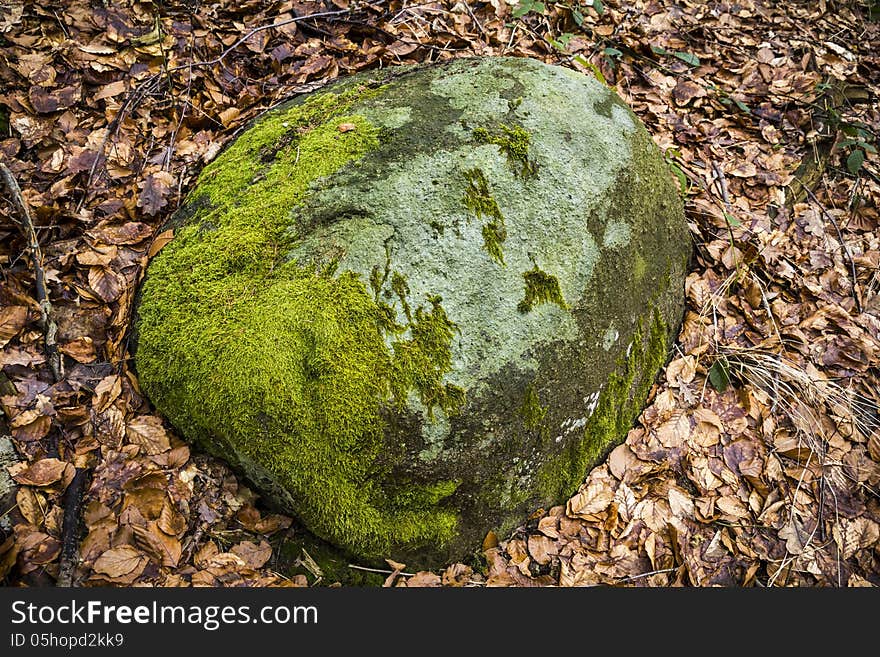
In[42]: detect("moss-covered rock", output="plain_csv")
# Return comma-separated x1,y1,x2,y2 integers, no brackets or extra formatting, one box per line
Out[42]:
132,56,690,569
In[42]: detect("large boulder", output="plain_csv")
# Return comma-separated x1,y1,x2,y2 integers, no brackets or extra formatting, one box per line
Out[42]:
132,56,690,567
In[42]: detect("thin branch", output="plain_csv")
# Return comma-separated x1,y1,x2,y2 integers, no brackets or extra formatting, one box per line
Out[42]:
347,564,416,577
801,185,863,314
462,2,488,38
55,467,90,587
0,163,62,382
80,9,351,200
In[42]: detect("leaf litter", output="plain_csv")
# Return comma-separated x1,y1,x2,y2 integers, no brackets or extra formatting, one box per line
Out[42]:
0,0,878,588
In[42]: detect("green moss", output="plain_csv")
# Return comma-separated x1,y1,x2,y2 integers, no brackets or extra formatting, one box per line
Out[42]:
473,123,539,179
135,86,465,560
633,253,648,283
462,168,507,264
388,293,466,418
519,384,548,430
535,308,670,501
517,265,569,313
389,479,460,510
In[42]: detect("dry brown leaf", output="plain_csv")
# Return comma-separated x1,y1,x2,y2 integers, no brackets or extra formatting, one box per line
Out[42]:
126,415,171,455
11,457,71,487
729,162,758,178
441,562,474,586
231,540,272,570
672,80,706,106
655,412,690,448
537,515,559,539
11,414,52,442
833,517,880,559
157,500,187,536
666,355,696,385
87,266,123,302
668,486,695,520
567,475,616,518
405,571,441,587
147,229,174,259
15,487,44,525
59,336,97,363
193,541,219,568
76,246,116,267
93,80,127,100
137,171,176,217
692,407,723,446
98,222,153,245
527,535,556,566
93,545,148,578
93,374,122,413
0,306,28,348
133,523,182,567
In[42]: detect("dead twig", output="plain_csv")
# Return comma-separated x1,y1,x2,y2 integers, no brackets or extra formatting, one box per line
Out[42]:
801,185,863,314
0,164,89,587
55,467,90,587
81,8,352,199
0,163,62,382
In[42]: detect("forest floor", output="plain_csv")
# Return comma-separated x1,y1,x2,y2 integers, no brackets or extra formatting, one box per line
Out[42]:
1,0,879,588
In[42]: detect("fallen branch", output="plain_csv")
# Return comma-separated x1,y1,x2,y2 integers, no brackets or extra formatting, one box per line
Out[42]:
0,164,90,586
801,184,863,314
82,8,352,195
55,467,90,587
0,163,62,382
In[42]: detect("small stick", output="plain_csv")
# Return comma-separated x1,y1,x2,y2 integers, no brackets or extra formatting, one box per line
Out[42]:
0,163,62,382
0,164,88,586
347,564,416,577
81,9,352,197
55,467,90,587
462,2,488,38
616,567,678,583
801,185,863,314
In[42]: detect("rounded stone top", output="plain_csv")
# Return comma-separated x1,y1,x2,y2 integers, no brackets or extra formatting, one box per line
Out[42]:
133,56,689,567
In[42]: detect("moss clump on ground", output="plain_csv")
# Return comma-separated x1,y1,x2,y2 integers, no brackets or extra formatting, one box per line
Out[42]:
135,87,465,559
462,168,507,265
473,123,539,179
517,264,569,313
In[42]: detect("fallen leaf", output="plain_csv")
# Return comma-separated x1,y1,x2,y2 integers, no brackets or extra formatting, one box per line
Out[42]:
0,306,28,347
93,545,148,578
527,535,556,566
133,523,182,567
29,84,80,113
11,458,70,487
137,171,176,217
405,571,441,587
11,414,52,442
147,229,174,259
668,486,695,519
231,540,272,570
93,80,127,101
93,374,122,413
59,337,97,363
567,475,616,518
442,562,474,586
126,415,171,455
88,266,123,303
672,80,706,106
729,162,757,178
